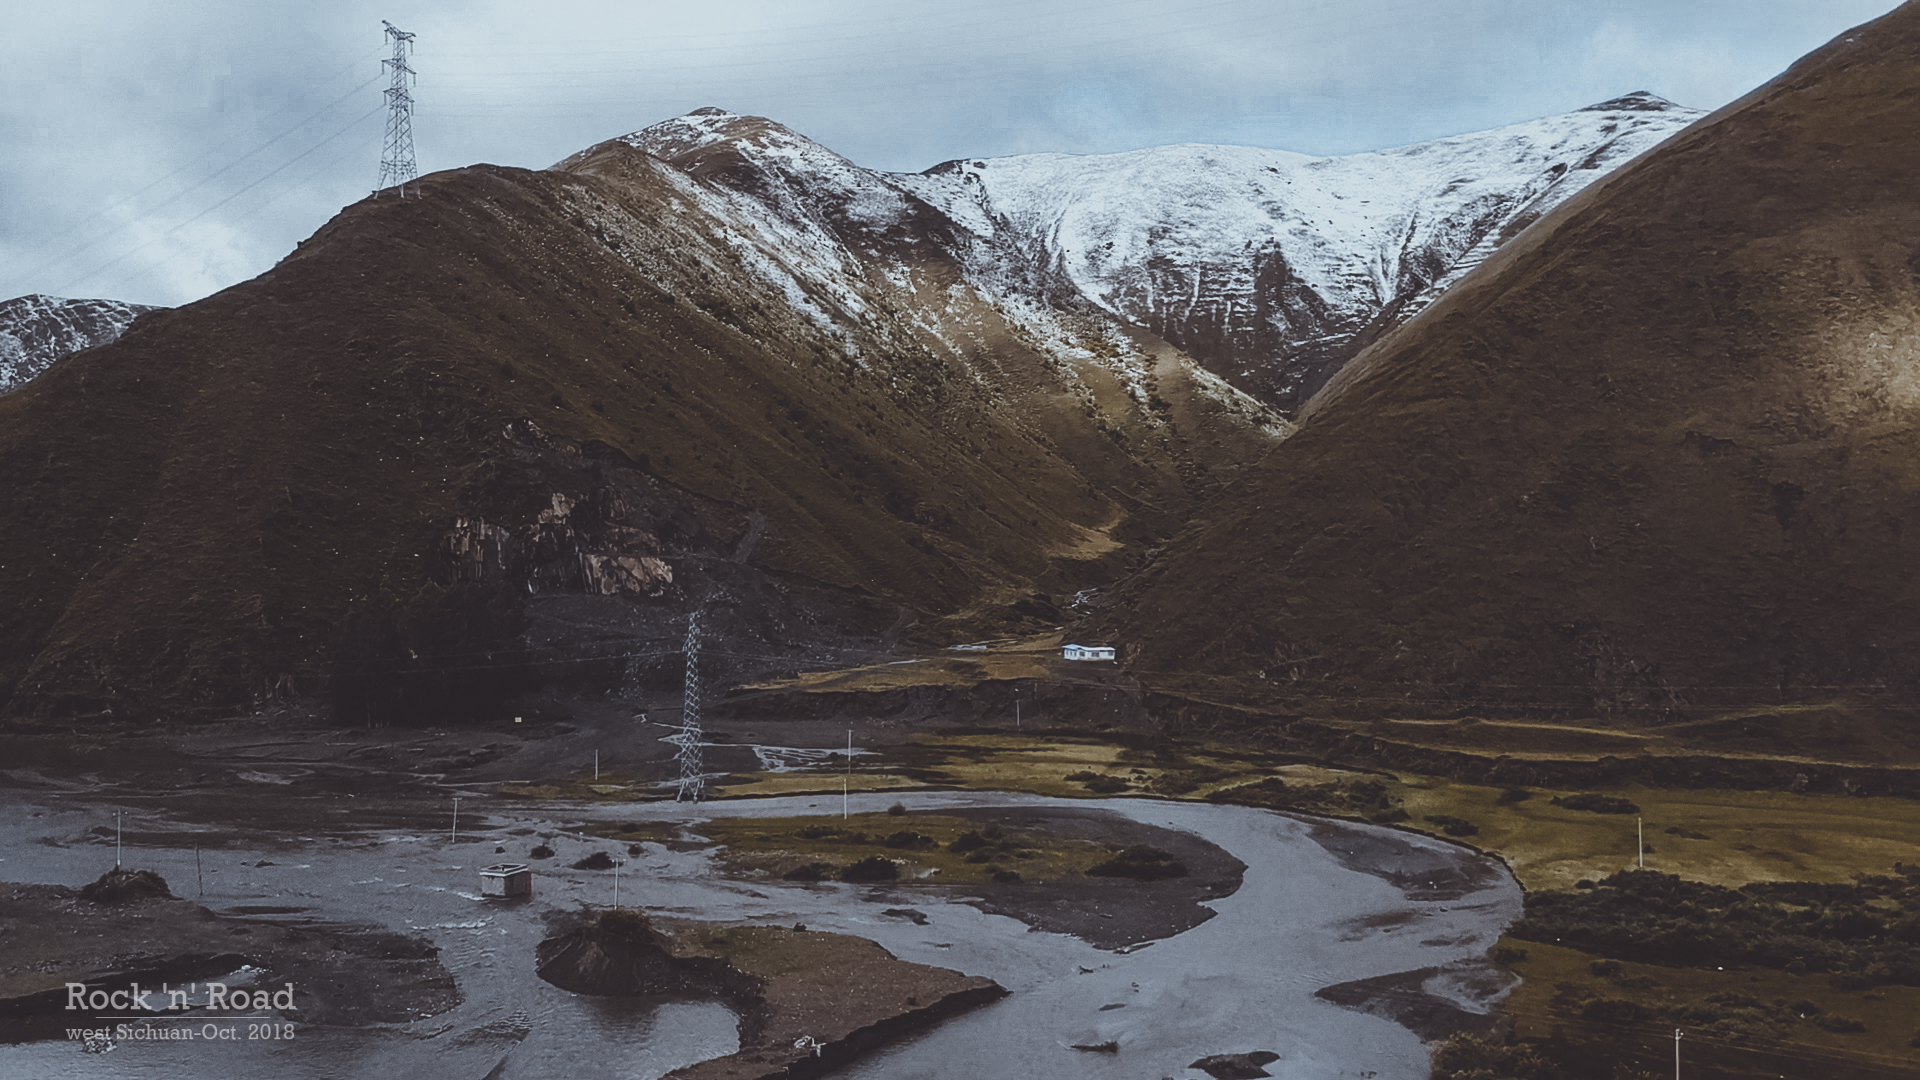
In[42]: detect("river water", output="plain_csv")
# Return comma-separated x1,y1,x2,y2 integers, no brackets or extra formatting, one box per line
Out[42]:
0,785,1520,1080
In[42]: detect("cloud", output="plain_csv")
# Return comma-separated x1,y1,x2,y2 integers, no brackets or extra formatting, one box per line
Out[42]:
0,0,1896,307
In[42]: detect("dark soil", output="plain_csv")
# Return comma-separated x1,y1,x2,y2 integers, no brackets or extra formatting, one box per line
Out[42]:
535,910,1007,1080
0,876,457,1041
1302,818,1507,902
1314,965,1500,1042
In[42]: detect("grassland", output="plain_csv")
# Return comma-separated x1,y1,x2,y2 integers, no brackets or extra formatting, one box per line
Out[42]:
613,714,1920,1079
675,809,1117,885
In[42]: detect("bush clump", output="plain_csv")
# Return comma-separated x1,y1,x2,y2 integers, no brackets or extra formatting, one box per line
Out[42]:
839,856,899,882
1087,844,1188,881
782,862,835,881
1425,814,1480,837
1430,1030,1556,1080
1511,869,1920,986
1551,793,1641,814
1065,770,1129,794
572,852,616,870
529,844,556,859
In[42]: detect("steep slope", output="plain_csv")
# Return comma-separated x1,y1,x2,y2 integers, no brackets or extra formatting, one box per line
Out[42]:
1102,4,1920,723
903,93,1701,413
0,294,159,394
0,130,1280,721
601,100,1700,417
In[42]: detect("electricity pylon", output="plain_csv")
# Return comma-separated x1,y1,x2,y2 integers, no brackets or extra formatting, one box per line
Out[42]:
375,20,418,197
660,610,706,801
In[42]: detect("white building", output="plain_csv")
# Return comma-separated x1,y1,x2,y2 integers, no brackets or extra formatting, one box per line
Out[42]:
1062,644,1116,661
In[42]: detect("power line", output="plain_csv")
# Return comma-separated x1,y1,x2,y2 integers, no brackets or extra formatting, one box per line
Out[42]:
58,104,386,296
18,70,385,296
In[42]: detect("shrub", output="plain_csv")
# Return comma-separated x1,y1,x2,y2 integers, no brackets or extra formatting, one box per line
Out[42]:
530,844,556,859
1425,814,1480,837
883,830,930,849
1492,945,1529,965
1552,793,1640,814
839,856,898,882
1497,787,1534,804
991,869,1021,883
598,908,657,941
782,862,834,881
572,852,615,870
948,831,987,854
1065,770,1129,794
1582,997,1651,1024
1814,1014,1865,1034
886,803,907,816
1430,1030,1556,1080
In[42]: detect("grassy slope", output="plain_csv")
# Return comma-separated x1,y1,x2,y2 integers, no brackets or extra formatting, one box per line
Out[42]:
1103,1,1920,723
0,144,1272,720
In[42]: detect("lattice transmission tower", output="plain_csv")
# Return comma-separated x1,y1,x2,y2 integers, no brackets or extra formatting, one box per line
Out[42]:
375,20,418,197
660,610,707,802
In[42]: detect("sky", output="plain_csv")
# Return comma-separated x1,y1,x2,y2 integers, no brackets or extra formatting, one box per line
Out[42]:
0,0,1898,309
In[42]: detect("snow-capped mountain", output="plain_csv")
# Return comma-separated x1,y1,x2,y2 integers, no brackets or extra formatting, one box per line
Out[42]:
0,294,159,394
603,93,1701,413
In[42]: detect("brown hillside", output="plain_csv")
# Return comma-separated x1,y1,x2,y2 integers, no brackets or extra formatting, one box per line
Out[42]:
1103,3,1920,723
0,140,1277,721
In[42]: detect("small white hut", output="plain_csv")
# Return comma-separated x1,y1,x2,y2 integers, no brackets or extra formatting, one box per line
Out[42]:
1062,644,1116,661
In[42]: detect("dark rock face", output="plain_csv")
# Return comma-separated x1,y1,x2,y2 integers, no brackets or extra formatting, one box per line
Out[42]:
0,294,159,394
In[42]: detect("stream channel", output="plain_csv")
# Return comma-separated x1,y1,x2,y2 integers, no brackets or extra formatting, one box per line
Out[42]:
0,783,1521,1080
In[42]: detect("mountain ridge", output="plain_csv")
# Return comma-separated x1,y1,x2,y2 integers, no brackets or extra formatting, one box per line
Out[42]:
1099,1,1920,725
586,94,1702,414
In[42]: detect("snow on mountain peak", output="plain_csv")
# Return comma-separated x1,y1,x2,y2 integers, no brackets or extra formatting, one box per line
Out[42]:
565,94,1703,415
1581,90,1686,112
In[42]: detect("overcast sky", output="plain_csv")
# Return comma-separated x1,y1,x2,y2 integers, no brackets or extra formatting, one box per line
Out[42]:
0,0,1896,308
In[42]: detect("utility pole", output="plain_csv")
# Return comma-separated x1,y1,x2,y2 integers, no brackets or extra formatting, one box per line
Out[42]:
115,810,122,868
375,20,418,197
661,610,706,802
451,797,459,844
1638,816,1644,869
1674,1028,1683,1079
